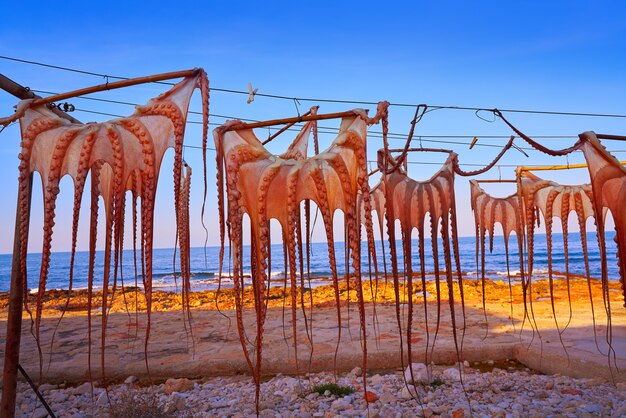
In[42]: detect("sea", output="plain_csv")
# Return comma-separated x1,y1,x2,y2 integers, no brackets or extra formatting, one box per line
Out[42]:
0,232,619,294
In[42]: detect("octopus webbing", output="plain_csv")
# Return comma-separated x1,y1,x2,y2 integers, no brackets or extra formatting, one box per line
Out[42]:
578,132,626,309
517,170,597,337
469,180,526,333
496,110,626,308
0,70,209,388
214,103,388,408
371,139,515,388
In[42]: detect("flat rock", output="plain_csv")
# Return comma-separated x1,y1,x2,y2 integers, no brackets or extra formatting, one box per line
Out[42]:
163,377,193,394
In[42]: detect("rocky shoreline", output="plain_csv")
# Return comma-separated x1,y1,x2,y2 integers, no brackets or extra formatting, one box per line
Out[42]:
14,361,626,417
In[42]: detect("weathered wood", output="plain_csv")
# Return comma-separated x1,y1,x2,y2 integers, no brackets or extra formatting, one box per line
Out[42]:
0,173,33,418
29,69,198,107
0,73,81,123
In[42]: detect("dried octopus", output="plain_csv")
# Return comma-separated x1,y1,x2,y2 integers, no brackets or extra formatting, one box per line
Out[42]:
469,179,526,333
214,102,388,407
0,70,209,390
517,170,597,339
497,111,626,308
371,137,515,388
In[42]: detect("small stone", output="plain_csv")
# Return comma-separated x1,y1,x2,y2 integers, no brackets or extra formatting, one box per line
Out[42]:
163,378,193,394
421,408,434,417
350,367,363,377
324,390,331,396
38,383,57,392
370,374,385,385
451,408,465,418
72,382,92,395
48,391,68,403
379,392,394,403
331,399,348,410
616,382,626,390
544,382,554,390
364,391,379,402
487,360,495,365
399,385,418,400
32,407,49,418
96,391,108,406
560,388,582,396
442,367,461,382
404,363,430,384
463,360,470,368
124,375,139,384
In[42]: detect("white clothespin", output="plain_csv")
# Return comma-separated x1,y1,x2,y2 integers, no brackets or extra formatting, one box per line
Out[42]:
247,83,258,104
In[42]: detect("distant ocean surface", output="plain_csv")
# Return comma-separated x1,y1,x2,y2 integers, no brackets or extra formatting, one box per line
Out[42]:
0,232,619,293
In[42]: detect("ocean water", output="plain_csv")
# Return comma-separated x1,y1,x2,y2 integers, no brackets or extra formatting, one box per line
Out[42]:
0,232,618,294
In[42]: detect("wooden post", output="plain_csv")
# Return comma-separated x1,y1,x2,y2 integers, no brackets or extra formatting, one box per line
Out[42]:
1,174,33,418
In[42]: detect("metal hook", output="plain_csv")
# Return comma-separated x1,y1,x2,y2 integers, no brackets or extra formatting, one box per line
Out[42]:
566,154,570,169
419,135,423,149
498,165,502,181
104,75,110,90
293,98,301,120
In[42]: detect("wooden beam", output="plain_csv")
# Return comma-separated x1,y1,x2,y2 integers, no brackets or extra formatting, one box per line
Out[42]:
226,110,361,131
0,73,81,123
29,69,198,108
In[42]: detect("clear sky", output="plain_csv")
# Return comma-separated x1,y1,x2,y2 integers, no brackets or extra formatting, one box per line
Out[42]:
1,1,626,254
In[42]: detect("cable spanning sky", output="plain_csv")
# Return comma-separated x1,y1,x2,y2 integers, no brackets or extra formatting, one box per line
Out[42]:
1,1,625,254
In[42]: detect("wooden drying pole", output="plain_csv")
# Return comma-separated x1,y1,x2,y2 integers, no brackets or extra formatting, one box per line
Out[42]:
0,73,80,418
0,69,198,418
225,109,361,131
28,68,198,107
0,73,81,123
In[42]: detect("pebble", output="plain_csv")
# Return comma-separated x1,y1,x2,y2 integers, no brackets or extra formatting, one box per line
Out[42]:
37,383,57,392
163,377,194,394
403,362,430,383
11,367,626,417
442,367,462,382
124,375,139,384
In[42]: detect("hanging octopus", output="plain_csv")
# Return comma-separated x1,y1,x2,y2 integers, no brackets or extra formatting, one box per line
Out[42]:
371,138,515,388
469,180,526,333
578,132,626,309
0,69,209,389
214,102,389,408
517,170,597,334
496,110,626,308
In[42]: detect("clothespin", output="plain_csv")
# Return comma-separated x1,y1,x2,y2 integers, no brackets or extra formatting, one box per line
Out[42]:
470,136,478,149
247,83,258,104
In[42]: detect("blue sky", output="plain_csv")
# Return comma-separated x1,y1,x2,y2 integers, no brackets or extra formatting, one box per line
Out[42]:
1,1,626,254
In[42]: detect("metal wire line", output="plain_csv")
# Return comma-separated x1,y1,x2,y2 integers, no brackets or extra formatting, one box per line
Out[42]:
31,89,581,143
69,107,626,156
3,54,626,119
